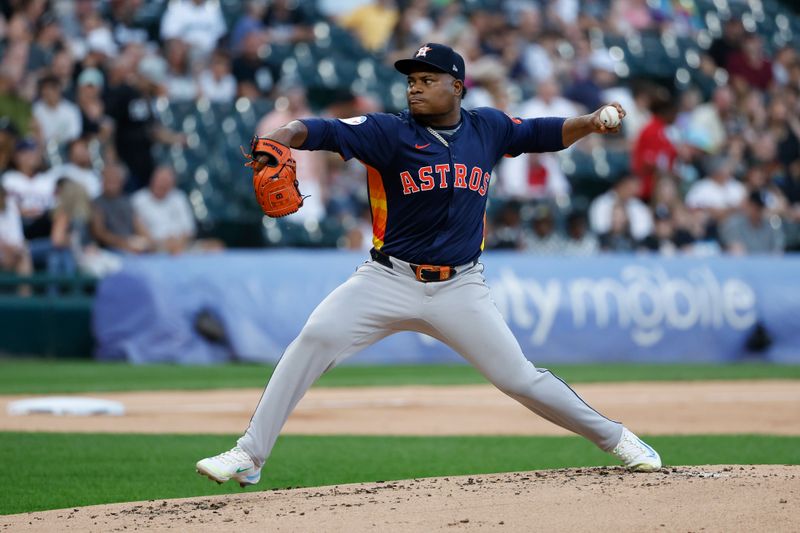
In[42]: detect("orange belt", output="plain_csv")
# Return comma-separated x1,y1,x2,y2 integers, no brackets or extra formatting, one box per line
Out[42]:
370,248,475,283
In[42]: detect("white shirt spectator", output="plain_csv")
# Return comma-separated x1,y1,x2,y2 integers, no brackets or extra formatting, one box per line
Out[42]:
517,95,579,121
0,196,25,248
521,44,554,86
132,188,196,241
1,170,58,214
55,164,102,199
160,0,226,57
198,70,237,104
32,99,82,145
685,178,747,210
553,0,580,25
496,154,570,201
166,74,199,102
589,191,654,240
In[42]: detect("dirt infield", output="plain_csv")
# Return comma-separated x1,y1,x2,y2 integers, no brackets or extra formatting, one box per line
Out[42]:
1,380,799,435
2,465,798,532
3,380,799,531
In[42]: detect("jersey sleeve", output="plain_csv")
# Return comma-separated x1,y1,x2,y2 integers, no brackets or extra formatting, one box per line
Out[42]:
475,107,566,158
298,113,399,166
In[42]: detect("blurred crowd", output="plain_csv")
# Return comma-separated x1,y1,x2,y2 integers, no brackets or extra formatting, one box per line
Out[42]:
0,0,799,290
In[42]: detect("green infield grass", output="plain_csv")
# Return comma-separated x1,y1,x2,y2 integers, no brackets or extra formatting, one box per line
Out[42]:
1,360,799,394
1,432,798,515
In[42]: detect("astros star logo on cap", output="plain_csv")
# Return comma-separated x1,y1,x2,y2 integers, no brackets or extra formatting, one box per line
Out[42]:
415,46,432,58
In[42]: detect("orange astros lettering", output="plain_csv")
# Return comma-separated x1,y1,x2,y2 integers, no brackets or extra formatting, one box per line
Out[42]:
399,165,489,196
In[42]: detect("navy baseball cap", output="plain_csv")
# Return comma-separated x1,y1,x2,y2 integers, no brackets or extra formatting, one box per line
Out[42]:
395,43,466,82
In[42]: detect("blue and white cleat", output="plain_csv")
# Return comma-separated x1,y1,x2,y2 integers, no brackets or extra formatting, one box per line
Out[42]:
196,446,261,487
612,427,662,472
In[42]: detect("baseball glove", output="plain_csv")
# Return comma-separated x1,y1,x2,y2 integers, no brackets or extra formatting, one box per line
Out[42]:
244,137,304,217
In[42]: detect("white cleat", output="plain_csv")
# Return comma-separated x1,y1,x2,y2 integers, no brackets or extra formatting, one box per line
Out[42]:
612,427,662,472
196,446,262,487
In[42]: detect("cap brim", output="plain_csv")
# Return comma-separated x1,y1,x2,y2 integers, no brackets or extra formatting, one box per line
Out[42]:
394,58,449,76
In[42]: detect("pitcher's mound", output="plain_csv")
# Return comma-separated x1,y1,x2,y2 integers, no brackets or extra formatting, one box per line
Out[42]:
3,465,798,532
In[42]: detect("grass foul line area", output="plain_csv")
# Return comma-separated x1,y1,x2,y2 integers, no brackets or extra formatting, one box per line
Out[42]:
1,360,799,394
1,432,798,515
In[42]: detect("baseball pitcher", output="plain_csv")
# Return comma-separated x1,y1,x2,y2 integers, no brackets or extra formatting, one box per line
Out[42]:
197,43,661,487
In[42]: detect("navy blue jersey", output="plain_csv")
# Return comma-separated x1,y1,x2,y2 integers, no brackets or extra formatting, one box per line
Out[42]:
299,107,566,265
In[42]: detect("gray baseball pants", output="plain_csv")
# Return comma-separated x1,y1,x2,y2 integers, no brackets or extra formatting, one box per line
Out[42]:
238,256,623,467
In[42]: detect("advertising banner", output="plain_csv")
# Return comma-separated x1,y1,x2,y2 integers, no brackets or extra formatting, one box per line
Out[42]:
93,251,800,364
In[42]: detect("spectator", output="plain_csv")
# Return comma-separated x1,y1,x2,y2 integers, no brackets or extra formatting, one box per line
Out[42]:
638,206,694,256
32,75,82,145
132,165,222,254
338,0,399,53
517,78,579,120
50,49,77,102
631,85,679,201
772,46,797,87
650,175,685,217
685,156,746,224
0,68,33,138
610,0,655,35
198,49,237,104
720,190,784,255
687,85,734,155
232,30,275,99
55,137,101,199
522,203,566,254
2,14,37,100
0,117,18,174
164,39,199,102
589,173,653,241
74,67,111,141
0,186,33,292
1,139,56,239
91,163,152,254
104,54,185,189
82,21,120,67
485,200,524,250
515,4,554,85
229,0,267,54
106,0,150,47
742,165,787,218
564,49,622,113
58,0,101,44
29,13,63,73
386,1,435,63
727,33,773,92
563,210,598,256
41,178,82,279
263,0,315,44
52,177,121,277
496,152,570,204
708,18,744,69
160,0,226,61
598,202,637,252
463,56,509,110
768,95,800,171
779,159,800,250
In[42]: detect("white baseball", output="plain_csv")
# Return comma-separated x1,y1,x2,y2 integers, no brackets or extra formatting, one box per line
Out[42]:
599,106,620,128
